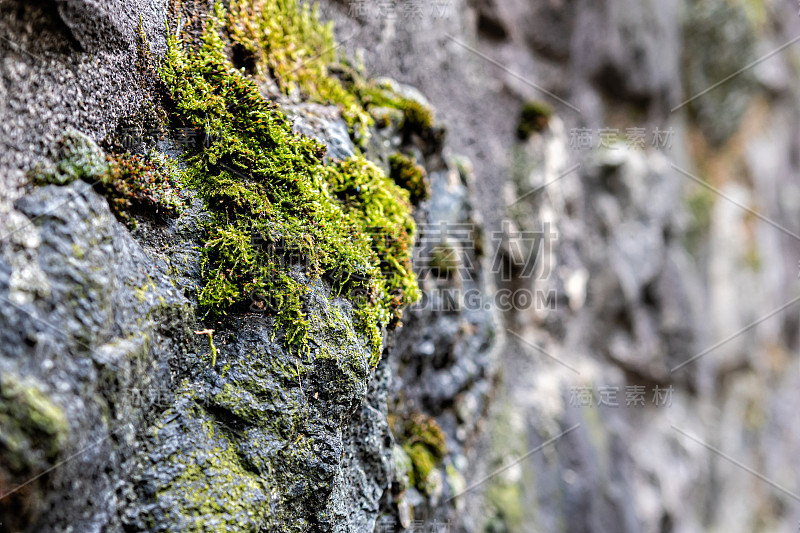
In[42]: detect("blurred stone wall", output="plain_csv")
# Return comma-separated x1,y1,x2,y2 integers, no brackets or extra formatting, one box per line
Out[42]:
319,0,800,531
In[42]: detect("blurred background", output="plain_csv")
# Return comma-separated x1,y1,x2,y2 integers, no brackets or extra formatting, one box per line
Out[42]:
318,0,800,531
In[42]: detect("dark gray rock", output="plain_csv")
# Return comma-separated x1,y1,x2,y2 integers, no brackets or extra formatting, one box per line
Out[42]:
5,0,800,532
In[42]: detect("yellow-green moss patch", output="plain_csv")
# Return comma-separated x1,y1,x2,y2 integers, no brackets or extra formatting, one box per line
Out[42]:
160,4,419,362
395,413,447,493
0,373,68,472
389,152,430,205
228,0,372,140
226,0,436,145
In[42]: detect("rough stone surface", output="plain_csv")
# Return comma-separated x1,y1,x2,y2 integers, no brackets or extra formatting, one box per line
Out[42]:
4,0,800,532
0,1,495,531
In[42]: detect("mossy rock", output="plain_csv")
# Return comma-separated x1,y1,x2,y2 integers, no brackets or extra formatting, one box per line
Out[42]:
227,0,372,141
32,129,108,186
389,152,431,205
0,372,68,472
354,78,435,138
159,4,420,363
32,131,185,226
395,413,447,493
0,372,69,530
516,101,552,140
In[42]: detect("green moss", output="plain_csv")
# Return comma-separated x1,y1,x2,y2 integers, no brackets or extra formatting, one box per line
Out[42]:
228,0,372,141
685,183,715,253
0,373,68,472
400,99,434,133
324,157,419,359
403,442,435,490
396,413,447,493
516,100,552,140
97,152,186,223
389,152,430,205
353,79,435,136
160,4,419,363
226,0,435,145
485,482,524,532
156,415,269,531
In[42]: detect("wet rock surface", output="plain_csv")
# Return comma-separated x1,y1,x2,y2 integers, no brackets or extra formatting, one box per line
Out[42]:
1,1,494,531
3,0,800,532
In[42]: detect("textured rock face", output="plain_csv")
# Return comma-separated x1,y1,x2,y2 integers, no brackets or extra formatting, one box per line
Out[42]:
3,1,800,533
1,1,494,531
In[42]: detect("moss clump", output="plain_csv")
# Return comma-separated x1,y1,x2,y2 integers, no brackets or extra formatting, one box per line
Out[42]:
160,5,419,362
516,100,552,140
353,79,435,136
228,0,372,141
32,131,185,226
400,99,435,134
325,157,419,356
32,130,108,186
226,0,436,144
396,413,447,493
389,152,430,205
96,152,185,222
